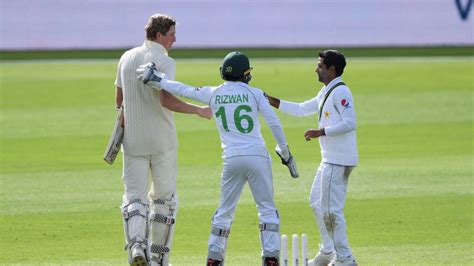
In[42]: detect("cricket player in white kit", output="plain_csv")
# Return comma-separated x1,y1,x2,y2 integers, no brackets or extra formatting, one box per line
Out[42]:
137,51,298,266
266,50,358,266
115,14,211,266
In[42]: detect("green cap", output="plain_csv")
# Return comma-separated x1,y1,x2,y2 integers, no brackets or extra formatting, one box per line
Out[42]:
220,51,252,81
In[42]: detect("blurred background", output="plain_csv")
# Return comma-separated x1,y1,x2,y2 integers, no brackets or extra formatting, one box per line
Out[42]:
1,0,472,54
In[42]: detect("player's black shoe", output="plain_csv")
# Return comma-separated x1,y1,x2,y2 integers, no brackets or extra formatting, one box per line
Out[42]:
207,258,223,266
263,257,279,266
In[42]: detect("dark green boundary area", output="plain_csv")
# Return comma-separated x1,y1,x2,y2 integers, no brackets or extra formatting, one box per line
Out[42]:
1,46,473,60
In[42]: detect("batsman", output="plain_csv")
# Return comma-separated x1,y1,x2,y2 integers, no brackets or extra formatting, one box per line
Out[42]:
114,14,212,266
137,51,298,266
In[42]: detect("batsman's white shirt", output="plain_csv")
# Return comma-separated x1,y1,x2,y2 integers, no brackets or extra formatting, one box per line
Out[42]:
115,41,177,155
154,79,288,156
279,77,358,166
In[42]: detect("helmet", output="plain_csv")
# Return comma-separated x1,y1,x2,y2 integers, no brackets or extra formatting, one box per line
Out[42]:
220,51,253,83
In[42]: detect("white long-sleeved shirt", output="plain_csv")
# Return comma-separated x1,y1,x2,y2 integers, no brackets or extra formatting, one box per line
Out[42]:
115,41,177,155
151,79,287,159
279,77,358,166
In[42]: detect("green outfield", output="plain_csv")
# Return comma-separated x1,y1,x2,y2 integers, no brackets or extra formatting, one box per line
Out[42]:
0,55,472,265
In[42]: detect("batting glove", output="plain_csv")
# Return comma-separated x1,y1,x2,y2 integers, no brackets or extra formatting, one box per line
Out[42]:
275,144,299,178
136,62,166,86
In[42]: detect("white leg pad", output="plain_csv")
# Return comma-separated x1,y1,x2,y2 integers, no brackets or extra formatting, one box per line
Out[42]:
121,199,150,263
150,197,177,265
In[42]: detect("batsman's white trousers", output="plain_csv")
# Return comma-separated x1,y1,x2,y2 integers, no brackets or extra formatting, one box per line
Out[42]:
122,149,178,256
209,154,280,258
309,162,354,259
122,149,178,204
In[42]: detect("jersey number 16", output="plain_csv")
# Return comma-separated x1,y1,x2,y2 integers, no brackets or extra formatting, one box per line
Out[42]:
215,105,254,134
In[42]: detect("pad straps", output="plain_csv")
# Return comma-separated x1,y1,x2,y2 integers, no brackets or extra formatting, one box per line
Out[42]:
150,213,175,225
211,227,231,237
259,223,279,232
318,82,345,121
151,243,170,254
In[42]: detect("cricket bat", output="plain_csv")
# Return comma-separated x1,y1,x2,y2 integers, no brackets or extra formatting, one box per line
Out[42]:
103,107,124,165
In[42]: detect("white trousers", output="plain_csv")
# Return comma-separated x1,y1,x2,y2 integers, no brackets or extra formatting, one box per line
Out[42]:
122,149,178,264
208,155,280,260
309,162,354,259
122,150,178,204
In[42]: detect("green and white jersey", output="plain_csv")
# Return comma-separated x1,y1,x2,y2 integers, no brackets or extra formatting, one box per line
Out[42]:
156,79,287,158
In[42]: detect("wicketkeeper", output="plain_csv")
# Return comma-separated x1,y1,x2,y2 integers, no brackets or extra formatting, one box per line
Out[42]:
137,51,298,266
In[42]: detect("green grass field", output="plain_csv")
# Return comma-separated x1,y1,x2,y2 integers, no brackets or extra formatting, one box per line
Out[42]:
0,56,473,265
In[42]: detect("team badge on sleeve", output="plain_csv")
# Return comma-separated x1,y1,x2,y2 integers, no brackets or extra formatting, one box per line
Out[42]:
341,99,351,108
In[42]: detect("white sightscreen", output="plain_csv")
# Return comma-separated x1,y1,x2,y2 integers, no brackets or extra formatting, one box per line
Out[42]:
1,0,472,50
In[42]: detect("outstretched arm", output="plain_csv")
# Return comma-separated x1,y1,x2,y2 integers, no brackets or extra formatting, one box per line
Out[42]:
265,93,319,117
266,94,281,108
137,63,212,119
160,90,212,119
137,63,213,104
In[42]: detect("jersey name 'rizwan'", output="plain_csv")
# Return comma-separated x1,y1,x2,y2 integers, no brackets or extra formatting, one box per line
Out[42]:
215,94,249,104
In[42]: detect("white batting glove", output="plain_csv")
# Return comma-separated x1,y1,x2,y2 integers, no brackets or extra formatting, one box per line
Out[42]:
136,62,166,87
275,144,299,178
